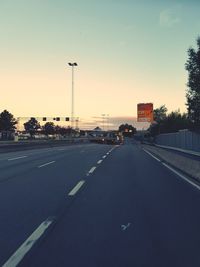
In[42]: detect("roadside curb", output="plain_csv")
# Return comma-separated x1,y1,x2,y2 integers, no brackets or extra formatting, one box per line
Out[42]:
142,144,200,181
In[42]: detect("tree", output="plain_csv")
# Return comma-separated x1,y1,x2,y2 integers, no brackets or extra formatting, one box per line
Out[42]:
24,118,41,138
118,123,136,137
160,111,191,133
148,105,168,136
43,122,55,136
153,105,167,123
0,110,17,132
148,109,191,136
185,37,200,130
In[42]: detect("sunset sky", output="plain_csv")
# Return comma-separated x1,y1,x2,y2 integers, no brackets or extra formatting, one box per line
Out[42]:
1,0,200,129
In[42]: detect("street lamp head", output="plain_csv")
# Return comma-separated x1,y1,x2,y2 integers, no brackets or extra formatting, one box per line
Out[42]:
68,62,78,66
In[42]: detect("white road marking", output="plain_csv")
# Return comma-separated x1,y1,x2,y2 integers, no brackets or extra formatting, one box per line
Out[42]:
144,148,200,191
121,223,131,231
97,160,103,164
38,161,55,168
57,148,65,151
143,149,161,162
102,155,107,159
8,156,27,161
162,163,200,190
88,166,96,174
106,152,110,155
2,218,54,267
68,180,85,196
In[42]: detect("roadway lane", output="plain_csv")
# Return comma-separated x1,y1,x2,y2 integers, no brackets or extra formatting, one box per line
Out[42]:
0,143,114,266
17,139,200,267
0,143,102,182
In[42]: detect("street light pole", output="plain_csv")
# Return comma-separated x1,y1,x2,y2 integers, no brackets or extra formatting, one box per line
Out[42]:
68,62,78,129
101,114,105,131
106,114,109,131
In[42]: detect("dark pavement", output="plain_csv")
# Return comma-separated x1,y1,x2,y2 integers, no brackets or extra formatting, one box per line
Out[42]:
1,140,200,267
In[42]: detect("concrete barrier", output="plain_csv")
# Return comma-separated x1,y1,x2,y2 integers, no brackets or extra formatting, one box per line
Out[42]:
0,138,89,153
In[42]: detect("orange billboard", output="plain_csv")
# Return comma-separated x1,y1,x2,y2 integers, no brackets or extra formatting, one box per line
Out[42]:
137,103,153,122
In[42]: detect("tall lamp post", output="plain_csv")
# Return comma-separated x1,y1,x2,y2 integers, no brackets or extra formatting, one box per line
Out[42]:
101,114,105,131
68,62,78,129
106,114,109,131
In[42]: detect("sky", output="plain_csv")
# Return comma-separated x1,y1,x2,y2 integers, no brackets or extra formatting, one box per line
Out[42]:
1,0,200,129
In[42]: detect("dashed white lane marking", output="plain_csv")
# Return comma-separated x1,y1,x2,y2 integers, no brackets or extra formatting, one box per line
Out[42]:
97,160,103,164
38,161,55,168
8,156,27,161
102,155,107,159
162,163,200,190
2,218,54,267
106,152,110,155
68,180,85,196
88,166,96,174
143,149,161,162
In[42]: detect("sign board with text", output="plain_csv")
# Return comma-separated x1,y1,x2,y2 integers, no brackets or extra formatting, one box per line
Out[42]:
137,103,153,122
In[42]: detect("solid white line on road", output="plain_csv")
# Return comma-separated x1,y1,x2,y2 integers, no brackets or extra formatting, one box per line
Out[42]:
97,160,103,164
143,149,161,162
8,156,27,161
88,166,96,174
2,218,54,267
162,163,200,190
68,180,85,196
102,155,107,159
38,161,55,168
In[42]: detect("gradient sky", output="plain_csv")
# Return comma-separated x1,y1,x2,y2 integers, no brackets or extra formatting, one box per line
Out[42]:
1,0,200,128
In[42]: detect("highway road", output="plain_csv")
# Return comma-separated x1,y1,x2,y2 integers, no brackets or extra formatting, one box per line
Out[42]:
1,139,200,267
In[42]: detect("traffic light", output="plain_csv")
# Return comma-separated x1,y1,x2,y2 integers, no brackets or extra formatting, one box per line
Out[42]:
43,117,47,121
65,117,69,121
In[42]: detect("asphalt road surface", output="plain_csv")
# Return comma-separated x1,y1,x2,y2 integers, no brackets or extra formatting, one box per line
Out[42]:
1,139,200,267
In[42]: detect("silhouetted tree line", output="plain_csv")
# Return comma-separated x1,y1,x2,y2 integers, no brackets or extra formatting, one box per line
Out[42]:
148,105,192,136
148,36,200,136
24,119,74,138
118,123,136,137
0,111,74,140
185,36,200,130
